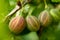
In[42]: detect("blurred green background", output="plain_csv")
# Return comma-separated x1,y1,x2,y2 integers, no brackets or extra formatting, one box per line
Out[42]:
0,0,60,40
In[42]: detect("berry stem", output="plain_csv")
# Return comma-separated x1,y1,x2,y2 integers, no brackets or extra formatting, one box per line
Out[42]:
44,0,48,9
28,6,35,15
16,10,20,17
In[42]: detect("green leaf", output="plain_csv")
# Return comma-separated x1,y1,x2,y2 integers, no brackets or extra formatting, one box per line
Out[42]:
13,32,39,40
21,32,39,40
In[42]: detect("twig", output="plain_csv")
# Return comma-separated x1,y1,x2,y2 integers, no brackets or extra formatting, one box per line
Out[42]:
4,0,21,22
4,0,31,22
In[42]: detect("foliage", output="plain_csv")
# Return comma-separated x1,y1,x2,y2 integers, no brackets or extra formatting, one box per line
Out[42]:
0,0,60,40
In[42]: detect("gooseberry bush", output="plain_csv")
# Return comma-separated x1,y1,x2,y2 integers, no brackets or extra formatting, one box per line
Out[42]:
0,0,60,40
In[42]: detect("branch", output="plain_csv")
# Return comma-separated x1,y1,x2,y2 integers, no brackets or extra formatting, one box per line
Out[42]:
4,1,21,22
